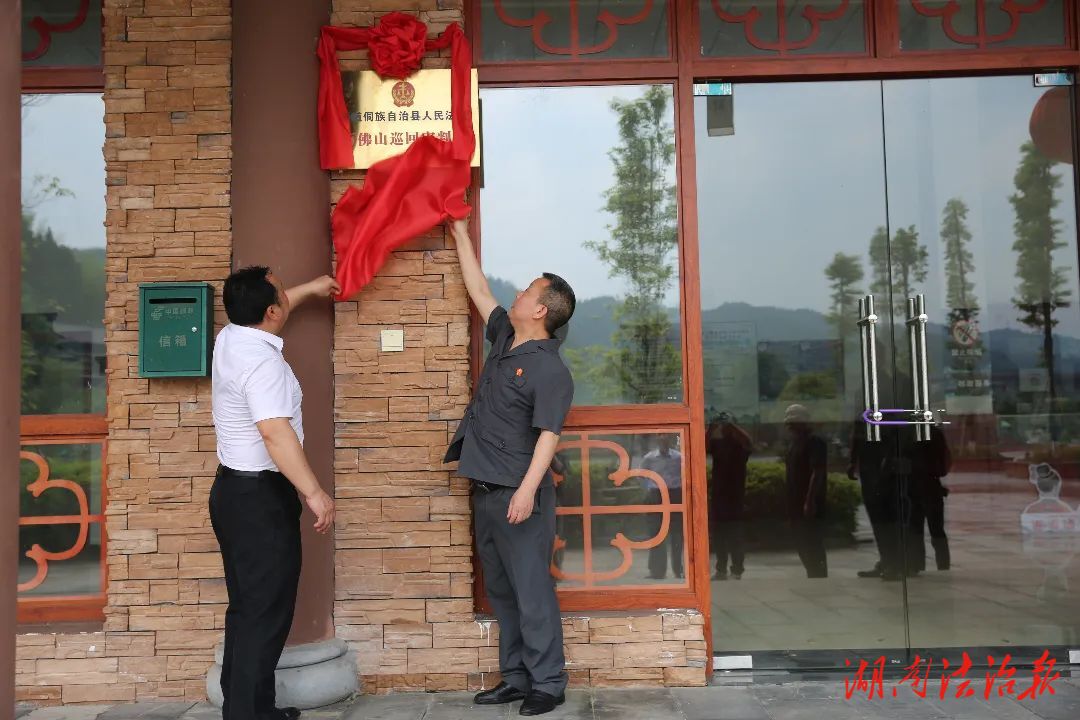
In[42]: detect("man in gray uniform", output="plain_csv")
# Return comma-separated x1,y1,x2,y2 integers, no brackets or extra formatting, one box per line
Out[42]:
443,218,576,717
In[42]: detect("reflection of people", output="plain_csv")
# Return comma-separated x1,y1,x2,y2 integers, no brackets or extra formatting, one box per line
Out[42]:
641,435,684,580
708,413,751,580
210,267,338,720
783,404,828,579
443,218,576,716
906,425,952,572
848,419,901,581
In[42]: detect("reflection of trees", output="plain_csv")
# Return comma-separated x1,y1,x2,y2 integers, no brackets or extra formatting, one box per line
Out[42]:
824,252,862,393
866,224,929,318
778,372,837,401
579,86,680,404
1011,141,1070,404
868,226,889,299
757,351,789,400
21,178,105,414
942,198,978,325
891,225,928,314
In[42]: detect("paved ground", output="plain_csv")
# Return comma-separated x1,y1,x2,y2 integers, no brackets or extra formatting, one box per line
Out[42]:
15,672,1080,720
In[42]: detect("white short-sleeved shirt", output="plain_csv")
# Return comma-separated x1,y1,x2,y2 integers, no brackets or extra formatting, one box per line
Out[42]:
212,324,304,472
641,449,683,490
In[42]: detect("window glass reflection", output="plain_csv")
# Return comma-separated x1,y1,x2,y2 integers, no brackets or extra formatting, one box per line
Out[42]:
480,85,683,406
21,93,106,415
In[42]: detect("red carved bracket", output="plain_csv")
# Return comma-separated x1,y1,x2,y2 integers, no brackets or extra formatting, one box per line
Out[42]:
18,451,93,593
551,435,686,587
910,0,1049,48
493,0,656,57
21,0,92,62
710,0,852,55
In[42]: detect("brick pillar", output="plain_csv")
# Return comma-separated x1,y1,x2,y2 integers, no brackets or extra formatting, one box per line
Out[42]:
1,1,21,716
216,0,357,707
328,1,479,693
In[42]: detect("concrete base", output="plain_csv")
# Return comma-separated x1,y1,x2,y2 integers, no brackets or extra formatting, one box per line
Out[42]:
206,639,357,710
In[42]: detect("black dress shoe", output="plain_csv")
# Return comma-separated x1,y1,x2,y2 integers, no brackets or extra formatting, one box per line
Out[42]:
519,690,565,716
258,708,300,720
475,682,528,705
857,566,883,578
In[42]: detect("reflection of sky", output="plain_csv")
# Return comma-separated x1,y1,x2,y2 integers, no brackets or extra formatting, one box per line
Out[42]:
695,76,1080,335
482,77,1080,335
479,84,679,306
21,94,106,250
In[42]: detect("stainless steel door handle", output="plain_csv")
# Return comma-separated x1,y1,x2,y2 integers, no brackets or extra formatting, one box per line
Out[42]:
858,295,881,442
906,294,933,441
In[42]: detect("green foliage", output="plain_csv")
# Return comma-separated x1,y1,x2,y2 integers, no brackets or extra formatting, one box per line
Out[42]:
868,226,890,298
741,461,862,543
20,185,105,415
555,457,863,551
890,225,929,315
19,448,100,555
941,198,978,324
824,252,863,327
1011,141,1070,402
778,371,838,401
584,86,682,404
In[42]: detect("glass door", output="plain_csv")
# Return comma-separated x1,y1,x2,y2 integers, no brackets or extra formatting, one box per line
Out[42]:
699,75,1080,669
695,81,909,668
880,76,1080,665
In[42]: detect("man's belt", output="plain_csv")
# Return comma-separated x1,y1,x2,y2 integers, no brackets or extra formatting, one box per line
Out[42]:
217,465,283,479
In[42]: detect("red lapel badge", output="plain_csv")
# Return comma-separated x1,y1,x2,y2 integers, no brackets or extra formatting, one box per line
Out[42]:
515,368,523,377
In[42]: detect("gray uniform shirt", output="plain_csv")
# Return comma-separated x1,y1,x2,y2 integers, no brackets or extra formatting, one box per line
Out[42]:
444,306,574,487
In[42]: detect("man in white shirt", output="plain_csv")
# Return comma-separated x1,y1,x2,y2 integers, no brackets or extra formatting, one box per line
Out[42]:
641,435,684,580
210,266,336,720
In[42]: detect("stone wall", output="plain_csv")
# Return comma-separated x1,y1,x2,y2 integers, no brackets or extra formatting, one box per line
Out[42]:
17,0,232,704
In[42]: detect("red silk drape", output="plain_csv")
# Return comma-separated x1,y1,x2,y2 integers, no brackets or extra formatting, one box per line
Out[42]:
317,21,474,301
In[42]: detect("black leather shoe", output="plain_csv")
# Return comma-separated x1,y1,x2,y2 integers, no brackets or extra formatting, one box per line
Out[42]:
475,682,528,705
519,690,565,716
259,708,300,720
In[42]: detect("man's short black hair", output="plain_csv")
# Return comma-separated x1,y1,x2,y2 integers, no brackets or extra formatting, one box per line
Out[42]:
223,266,279,327
540,273,575,336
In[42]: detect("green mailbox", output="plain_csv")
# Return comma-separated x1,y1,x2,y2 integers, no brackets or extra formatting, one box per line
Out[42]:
138,282,213,378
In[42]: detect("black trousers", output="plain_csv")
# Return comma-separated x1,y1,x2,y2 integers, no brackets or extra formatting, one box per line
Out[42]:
473,482,567,696
713,520,744,576
792,517,828,579
647,487,685,578
906,481,950,572
861,473,902,574
210,466,302,720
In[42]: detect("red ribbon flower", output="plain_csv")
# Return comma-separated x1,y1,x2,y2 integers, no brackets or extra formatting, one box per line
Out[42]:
367,12,428,79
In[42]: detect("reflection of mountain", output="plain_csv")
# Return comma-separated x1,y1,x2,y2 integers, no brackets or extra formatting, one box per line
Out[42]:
483,281,1080,389
987,301,1080,338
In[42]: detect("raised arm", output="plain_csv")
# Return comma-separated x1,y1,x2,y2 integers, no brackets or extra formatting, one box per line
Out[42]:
448,219,499,322
285,275,340,309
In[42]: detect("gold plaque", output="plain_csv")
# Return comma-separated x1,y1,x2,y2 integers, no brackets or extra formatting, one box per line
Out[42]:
341,68,481,170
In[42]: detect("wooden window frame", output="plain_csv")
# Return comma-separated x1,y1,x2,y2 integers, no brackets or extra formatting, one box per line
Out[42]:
465,0,1080,665
18,0,107,626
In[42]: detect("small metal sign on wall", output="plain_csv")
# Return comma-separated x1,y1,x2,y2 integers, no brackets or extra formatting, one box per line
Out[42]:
340,68,481,169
